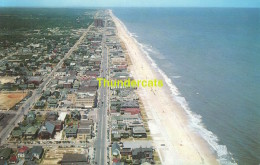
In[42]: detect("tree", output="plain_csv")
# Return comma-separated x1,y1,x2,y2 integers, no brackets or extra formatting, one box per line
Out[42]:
116,104,121,112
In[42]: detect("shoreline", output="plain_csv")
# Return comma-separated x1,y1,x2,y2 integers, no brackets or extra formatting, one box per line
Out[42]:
110,10,219,165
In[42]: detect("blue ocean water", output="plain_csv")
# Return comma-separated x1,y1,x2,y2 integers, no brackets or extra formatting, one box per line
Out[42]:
113,8,260,165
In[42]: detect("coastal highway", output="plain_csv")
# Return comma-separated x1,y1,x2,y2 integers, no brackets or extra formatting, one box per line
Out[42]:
95,19,109,165
0,23,93,145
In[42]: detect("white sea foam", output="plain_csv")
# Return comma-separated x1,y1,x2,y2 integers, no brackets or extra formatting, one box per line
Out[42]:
117,17,237,165
172,75,182,79
138,42,166,60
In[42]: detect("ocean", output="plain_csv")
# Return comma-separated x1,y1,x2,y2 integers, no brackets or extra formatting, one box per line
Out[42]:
113,8,260,165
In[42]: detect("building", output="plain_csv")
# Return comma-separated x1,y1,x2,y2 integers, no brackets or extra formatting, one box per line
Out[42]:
47,97,58,108
27,76,43,86
11,128,23,139
18,146,29,158
35,100,45,108
64,126,77,138
31,146,44,160
120,108,140,115
49,120,63,132
55,68,67,77
0,148,12,160
77,129,91,141
112,142,120,156
24,126,38,139
120,148,132,157
9,155,18,164
26,111,36,124
38,122,55,139
132,147,154,164
45,112,58,121
94,19,104,27
71,110,81,120
68,91,97,108
132,127,147,138
111,57,127,65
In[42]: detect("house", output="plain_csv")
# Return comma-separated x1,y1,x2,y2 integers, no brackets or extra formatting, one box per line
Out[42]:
111,57,127,65
60,154,88,165
132,147,153,164
64,126,78,138
31,146,43,160
112,142,120,156
77,129,91,141
25,152,33,161
52,91,60,99
42,90,51,97
28,84,35,89
63,82,72,88
112,133,121,141
19,84,28,90
27,76,43,86
9,155,18,164
120,148,132,157
55,68,67,77
26,111,36,124
79,120,93,129
119,130,130,138
132,127,147,138
77,120,93,140
120,108,140,115
121,101,139,108
35,100,45,108
85,71,99,78
38,122,55,139
24,126,38,139
47,97,58,108
0,148,12,160
112,158,120,164
45,112,58,121
71,110,81,120
11,128,23,139
49,120,63,132
73,81,80,89
18,146,29,158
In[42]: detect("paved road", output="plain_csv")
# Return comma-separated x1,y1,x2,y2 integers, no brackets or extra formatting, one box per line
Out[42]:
95,19,109,165
0,24,93,145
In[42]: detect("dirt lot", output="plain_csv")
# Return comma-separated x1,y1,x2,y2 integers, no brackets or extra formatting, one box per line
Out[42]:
0,92,27,110
41,148,85,165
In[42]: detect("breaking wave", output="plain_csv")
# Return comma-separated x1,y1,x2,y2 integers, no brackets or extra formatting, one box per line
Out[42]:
116,14,237,165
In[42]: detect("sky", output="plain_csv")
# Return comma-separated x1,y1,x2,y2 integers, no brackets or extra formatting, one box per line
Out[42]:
0,0,259,8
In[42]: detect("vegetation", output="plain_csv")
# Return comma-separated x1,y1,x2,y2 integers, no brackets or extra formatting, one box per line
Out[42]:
0,8,95,47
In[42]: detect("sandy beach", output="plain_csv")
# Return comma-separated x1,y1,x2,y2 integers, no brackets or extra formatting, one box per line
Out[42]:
110,10,219,165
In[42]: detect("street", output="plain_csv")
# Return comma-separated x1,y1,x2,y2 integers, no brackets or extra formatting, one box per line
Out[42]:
0,23,93,145
95,18,109,165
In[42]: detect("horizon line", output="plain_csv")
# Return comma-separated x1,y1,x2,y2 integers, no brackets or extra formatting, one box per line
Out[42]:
0,6,259,9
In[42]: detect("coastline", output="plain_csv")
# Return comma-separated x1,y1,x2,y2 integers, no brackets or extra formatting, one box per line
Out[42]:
110,10,219,165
